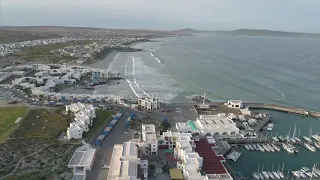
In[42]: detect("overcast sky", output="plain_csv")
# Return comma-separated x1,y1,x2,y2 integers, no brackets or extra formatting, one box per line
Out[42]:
1,0,320,33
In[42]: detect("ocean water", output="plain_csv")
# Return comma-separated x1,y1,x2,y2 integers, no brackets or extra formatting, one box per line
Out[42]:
92,34,320,178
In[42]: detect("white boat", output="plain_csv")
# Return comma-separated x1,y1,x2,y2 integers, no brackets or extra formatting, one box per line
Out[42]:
267,144,275,152
257,144,265,152
253,172,260,180
278,164,285,179
267,124,274,131
271,164,280,179
299,171,307,178
304,143,316,152
292,171,300,178
254,144,260,151
271,144,280,151
314,141,320,149
244,144,250,150
262,144,270,152
258,172,265,180
303,136,313,143
294,137,301,142
267,171,274,179
312,134,320,141
249,144,255,150
262,171,270,179
272,171,280,179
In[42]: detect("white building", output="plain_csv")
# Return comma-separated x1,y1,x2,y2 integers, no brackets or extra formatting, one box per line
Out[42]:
138,96,160,110
68,144,97,180
141,124,158,155
173,133,233,180
227,100,243,109
108,141,148,180
66,102,96,139
194,115,239,136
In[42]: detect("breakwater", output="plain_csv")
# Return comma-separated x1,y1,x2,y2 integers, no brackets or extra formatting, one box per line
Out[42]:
243,103,320,118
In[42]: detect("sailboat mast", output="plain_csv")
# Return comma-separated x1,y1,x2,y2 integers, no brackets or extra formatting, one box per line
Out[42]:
293,125,296,138
288,127,291,136
309,126,312,138
277,163,280,172
202,92,206,105
282,163,285,173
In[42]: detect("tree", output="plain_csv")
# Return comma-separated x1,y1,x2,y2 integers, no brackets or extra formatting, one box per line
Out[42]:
149,164,155,170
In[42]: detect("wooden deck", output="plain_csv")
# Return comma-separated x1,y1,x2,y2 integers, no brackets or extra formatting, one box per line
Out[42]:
243,103,320,118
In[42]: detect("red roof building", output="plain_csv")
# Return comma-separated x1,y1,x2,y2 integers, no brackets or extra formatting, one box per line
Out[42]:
194,139,227,174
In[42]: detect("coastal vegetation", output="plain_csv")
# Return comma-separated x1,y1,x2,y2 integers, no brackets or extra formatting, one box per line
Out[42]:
0,106,29,143
83,109,114,139
0,108,75,179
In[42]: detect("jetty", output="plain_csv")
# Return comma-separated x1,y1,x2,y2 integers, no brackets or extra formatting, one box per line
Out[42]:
243,103,320,118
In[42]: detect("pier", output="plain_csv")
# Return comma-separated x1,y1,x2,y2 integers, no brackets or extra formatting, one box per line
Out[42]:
243,103,320,118
218,137,270,144
254,115,273,132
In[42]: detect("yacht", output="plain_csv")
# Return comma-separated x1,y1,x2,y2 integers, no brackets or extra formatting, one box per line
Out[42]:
253,172,260,180
262,144,270,152
257,144,265,152
299,171,307,178
278,135,286,142
303,136,313,143
258,172,265,180
244,144,250,150
278,164,285,179
262,171,270,179
304,143,316,152
267,171,274,179
272,171,280,179
267,124,274,131
314,141,320,150
314,168,320,176
267,144,274,152
249,144,255,150
312,134,320,141
271,144,280,151
254,144,260,151
292,171,300,178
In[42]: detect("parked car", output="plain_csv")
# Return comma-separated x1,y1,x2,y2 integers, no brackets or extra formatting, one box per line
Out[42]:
102,165,110,169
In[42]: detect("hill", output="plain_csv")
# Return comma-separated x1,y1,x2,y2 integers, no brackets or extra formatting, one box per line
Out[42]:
0,29,59,43
174,28,320,38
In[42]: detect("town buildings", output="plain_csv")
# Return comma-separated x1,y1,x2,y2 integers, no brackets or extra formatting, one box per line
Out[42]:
138,95,160,110
141,124,158,155
66,102,96,139
108,141,148,180
68,144,97,180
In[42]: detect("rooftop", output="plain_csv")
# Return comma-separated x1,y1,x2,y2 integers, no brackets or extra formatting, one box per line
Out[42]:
194,139,227,175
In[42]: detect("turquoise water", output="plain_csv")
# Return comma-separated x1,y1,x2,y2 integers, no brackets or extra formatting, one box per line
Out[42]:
91,34,320,178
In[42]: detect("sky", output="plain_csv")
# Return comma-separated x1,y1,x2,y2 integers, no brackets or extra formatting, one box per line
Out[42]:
1,0,320,33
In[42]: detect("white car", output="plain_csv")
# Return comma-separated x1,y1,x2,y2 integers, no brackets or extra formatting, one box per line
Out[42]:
102,165,110,169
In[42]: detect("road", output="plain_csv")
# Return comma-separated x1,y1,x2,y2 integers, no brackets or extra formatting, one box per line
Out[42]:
86,112,130,180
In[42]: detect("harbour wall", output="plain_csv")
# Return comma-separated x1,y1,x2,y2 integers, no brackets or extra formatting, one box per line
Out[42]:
242,103,320,118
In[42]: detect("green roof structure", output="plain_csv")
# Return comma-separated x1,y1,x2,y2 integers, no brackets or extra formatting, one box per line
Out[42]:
187,120,198,131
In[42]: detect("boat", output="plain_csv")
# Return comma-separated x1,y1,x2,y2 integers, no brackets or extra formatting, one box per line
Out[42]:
314,141,320,149
312,134,320,141
271,137,279,142
278,135,285,142
303,136,313,143
299,170,307,178
271,144,280,151
292,171,300,178
244,144,250,150
254,144,260,151
253,172,260,180
267,124,274,131
249,144,255,150
303,142,316,152
257,144,265,152
286,143,298,153
291,171,301,178
301,167,312,177
271,164,280,179
262,144,270,152
267,144,274,152
314,168,320,176
262,171,270,179
277,164,285,179
258,172,265,180
267,171,274,179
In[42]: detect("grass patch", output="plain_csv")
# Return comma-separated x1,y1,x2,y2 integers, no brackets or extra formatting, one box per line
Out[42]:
10,109,70,139
83,110,114,139
0,107,29,143
17,40,96,56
